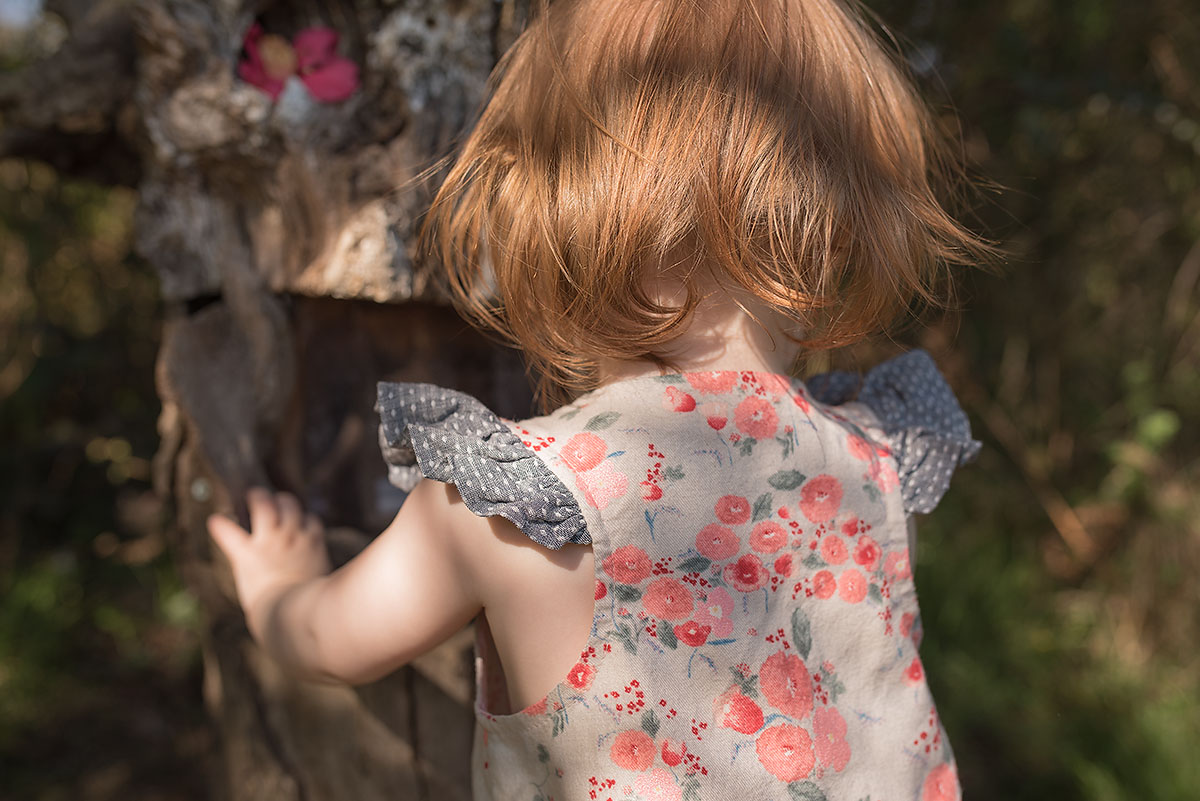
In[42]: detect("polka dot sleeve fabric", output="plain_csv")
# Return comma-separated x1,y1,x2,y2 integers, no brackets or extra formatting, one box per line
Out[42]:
808,350,982,515
375,382,591,550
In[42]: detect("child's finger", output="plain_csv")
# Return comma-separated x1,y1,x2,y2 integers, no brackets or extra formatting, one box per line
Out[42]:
208,514,249,560
276,492,303,532
247,487,278,535
301,512,323,536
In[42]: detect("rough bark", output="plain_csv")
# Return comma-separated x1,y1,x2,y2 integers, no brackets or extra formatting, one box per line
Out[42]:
5,1,533,798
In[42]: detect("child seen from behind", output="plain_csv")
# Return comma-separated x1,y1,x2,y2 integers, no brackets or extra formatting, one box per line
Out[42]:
208,1,992,798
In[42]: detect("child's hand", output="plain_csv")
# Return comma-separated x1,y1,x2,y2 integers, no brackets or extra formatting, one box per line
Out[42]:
207,488,331,637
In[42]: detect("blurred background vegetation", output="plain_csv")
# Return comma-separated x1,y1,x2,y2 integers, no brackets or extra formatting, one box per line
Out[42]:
0,0,1197,799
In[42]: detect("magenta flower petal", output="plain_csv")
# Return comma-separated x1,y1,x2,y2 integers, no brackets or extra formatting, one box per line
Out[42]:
293,27,340,72
237,59,285,100
301,58,359,102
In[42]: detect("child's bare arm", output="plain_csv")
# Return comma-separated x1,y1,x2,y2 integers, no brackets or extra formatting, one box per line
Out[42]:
207,480,485,684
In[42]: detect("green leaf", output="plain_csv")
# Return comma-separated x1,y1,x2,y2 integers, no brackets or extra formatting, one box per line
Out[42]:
862,482,881,503
536,744,550,763
790,608,813,660
664,464,686,481
676,554,712,574
613,583,643,602
658,620,678,649
867,583,883,604
585,411,621,430
802,551,825,569
551,707,568,737
788,781,829,801
614,622,638,654
768,470,806,490
641,709,661,738
752,492,774,522
739,438,755,456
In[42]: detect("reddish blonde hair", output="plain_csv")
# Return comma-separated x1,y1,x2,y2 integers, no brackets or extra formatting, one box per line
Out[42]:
423,0,992,407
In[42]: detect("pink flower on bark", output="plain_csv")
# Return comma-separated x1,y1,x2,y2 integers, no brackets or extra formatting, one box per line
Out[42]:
238,24,359,102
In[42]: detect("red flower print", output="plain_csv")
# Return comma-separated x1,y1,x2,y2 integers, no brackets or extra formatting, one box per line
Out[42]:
695,524,740,561
837,568,868,603
694,587,734,637
715,495,751,525
812,570,837,599
595,580,608,600
884,549,912,580
603,545,652,584
523,697,547,715
576,461,629,509
734,396,779,439
900,611,916,637
820,535,848,565
870,459,900,493
921,763,961,801
714,687,764,734
752,372,792,397
847,434,873,461
813,707,851,772
567,661,596,690
755,724,815,782
643,577,694,620
774,554,793,577
750,521,786,554
792,392,811,413
562,432,607,472
662,385,697,412
904,656,924,686
660,738,686,767
700,402,728,430
684,371,738,394
610,729,655,771
238,24,360,102
853,534,882,572
799,475,843,522
673,620,711,648
759,651,813,720
641,480,663,502
724,553,769,592
634,767,682,801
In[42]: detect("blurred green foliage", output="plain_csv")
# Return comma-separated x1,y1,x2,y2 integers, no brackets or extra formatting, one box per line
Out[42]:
1,0,1198,799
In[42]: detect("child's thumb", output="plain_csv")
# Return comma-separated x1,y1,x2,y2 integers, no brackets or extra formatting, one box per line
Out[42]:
207,514,247,561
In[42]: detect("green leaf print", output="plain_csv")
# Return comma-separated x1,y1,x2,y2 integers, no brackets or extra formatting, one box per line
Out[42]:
658,620,678,649
613,583,643,602
663,464,686,481
551,706,568,737
802,551,825,570
790,608,813,660
681,774,703,801
862,482,881,504
729,665,759,698
654,374,685,383
738,437,756,457
867,583,883,604
536,744,550,763
585,411,621,431
751,492,774,522
614,622,638,655
641,709,661,738
676,554,712,574
788,781,829,801
768,470,807,490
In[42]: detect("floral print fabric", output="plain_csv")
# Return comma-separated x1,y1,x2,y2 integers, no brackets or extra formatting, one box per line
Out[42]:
380,352,977,801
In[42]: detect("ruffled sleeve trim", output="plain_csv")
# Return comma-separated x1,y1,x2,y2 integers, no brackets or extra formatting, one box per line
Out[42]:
807,350,981,515
375,382,591,550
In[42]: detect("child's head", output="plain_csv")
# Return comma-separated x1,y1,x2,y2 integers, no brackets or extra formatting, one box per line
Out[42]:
424,0,991,405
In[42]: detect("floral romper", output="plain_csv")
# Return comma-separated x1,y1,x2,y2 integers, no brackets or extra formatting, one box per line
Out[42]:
376,350,979,801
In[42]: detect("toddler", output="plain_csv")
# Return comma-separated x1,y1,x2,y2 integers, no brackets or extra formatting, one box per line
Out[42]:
208,1,990,798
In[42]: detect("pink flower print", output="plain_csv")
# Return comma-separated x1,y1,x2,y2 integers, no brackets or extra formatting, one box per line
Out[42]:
734,396,779,439
634,768,682,801
820,535,848,565
643,577,694,620
576,461,628,509
900,611,916,637
774,553,793,577
752,372,792,397
922,763,961,801
813,707,851,772
660,738,686,767
755,724,815,782
700,402,728,430
792,391,811,413
904,656,924,686
694,587,734,637
853,535,882,572
673,620,711,648
662,385,696,412
523,697,547,715
714,687,764,734
837,568,867,603
847,434,873,461
238,24,359,102
562,432,607,472
812,570,836,599
595,580,608,600
715,495,751,525
685,371,738,394
870,458,900,493
799,475,843,523
603,545,652,584
724,553,769,592
641,480,663,502
884,548,912,580
759,651,813,720
567,661,596,690
695,524,740,561
750,521,787,554
610,729,656,771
